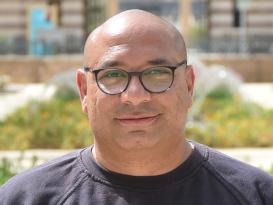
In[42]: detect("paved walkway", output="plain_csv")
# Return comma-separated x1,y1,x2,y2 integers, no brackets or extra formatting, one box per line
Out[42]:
219,148,273,171
239,83,273,109
0,83,55,121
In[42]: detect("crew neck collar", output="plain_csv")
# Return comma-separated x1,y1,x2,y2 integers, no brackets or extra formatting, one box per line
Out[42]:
79,141,207,190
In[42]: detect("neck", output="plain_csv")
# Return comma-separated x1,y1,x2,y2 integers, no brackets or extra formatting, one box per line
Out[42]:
92,139,192,176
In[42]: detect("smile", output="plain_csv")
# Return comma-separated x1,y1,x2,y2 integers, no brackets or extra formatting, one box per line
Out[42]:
115,114,160,126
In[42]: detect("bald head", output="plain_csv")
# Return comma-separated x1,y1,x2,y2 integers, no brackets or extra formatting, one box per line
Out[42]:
84,9,187,66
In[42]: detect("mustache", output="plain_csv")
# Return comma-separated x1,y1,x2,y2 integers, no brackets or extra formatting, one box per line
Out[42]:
115,103,160,116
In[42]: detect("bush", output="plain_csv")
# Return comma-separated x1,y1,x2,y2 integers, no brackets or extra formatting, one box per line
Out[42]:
187,94,273,147
0,95,92,150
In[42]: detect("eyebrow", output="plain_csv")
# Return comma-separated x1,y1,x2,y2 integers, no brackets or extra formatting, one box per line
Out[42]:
146,58,173,66
99,60,126,69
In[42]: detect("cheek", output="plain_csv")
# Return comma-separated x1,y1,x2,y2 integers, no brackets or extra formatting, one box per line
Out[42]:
86,87,116,123
86,84,102,122
175,75,192,107
173,81,184,98
86,92,120,141
167,80,191,119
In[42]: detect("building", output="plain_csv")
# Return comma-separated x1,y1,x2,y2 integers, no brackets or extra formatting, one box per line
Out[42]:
1,0,272,55
208,0,273,53
0,0,87,55
0,0,195,55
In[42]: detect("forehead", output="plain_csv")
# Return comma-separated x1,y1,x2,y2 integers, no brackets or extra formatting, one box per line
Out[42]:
84,30,180,68
83,10,187,68
104,44,177,65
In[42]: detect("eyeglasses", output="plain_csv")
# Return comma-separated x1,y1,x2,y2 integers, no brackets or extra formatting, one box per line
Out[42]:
84,59,187,95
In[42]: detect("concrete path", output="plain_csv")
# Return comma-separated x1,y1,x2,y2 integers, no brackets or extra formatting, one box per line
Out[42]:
219,148,273,171
239,83,273,109
0,83,55,121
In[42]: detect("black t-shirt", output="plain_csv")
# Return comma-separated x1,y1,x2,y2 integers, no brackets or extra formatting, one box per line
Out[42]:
0,142,272,205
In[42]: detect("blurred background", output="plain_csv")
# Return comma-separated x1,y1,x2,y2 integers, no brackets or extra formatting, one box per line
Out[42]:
1,0,273,55
0,0,272,183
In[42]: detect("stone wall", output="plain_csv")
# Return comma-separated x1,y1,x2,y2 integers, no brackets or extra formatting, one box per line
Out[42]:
199,54,273,82
0,55,82,83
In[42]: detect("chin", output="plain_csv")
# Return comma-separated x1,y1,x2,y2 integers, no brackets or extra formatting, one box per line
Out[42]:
114,131,161,150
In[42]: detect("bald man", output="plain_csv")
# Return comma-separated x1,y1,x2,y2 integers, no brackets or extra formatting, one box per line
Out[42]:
1,10,272,205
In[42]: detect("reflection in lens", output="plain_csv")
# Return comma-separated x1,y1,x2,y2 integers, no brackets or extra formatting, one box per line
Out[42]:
142,67,173,92
97,69,128,94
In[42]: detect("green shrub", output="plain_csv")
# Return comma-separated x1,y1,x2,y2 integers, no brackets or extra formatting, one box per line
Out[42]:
0,97,92,150
187,95,273,147
206,86,234,99
53,85,79,102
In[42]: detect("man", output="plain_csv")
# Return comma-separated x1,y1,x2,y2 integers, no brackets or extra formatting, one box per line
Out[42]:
0,10,272,205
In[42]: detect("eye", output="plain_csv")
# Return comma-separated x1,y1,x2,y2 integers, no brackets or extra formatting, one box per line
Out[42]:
144,67,172,76
98,69,127,80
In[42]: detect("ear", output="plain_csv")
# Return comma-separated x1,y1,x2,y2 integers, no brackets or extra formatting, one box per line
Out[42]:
185,65,195,106
76,69,88,113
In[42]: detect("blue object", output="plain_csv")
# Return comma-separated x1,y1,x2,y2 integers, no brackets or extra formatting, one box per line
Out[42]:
29,8,54,56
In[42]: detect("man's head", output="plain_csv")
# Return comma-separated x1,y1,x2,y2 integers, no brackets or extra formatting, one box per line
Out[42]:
77,9,195,155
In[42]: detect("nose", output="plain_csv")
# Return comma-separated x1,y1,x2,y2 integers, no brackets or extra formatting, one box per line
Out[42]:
120,76,151,105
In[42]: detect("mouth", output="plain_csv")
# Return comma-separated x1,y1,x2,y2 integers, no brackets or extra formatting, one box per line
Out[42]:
115,114,160,126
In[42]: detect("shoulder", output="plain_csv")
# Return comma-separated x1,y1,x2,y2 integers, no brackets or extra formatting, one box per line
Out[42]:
0,149,89,205
194,142,273,204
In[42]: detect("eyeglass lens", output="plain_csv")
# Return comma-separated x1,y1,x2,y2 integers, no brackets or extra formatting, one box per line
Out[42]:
96,67,174,94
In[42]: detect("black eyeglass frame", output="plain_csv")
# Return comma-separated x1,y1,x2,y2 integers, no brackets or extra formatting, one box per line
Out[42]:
83,59,187,95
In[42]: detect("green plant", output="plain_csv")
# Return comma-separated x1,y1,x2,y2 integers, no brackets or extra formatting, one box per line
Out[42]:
0,153,39,185
0,158,15,185
53,85,79,102
0,96,92,150
187,94,273,147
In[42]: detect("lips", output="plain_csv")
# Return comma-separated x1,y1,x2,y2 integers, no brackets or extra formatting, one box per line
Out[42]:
115,114,160,126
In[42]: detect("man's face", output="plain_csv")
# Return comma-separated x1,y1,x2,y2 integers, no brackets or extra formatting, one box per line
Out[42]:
77,26,194,152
